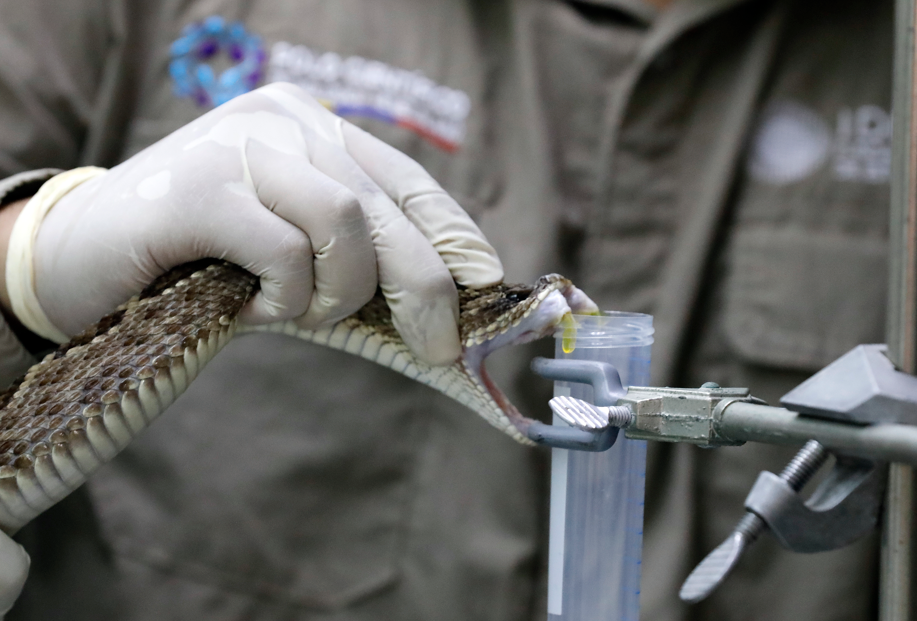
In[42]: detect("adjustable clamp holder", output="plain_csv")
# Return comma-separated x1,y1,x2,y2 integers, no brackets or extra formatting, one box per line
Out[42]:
527,358,628,451
530,357,767,451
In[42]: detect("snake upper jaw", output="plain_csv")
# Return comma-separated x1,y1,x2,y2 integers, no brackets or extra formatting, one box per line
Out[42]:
462,285,600,442
561,283,601,316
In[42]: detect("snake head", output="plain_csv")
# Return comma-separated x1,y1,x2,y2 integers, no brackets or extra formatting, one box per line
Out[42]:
459,275,597,351
457,275,600,444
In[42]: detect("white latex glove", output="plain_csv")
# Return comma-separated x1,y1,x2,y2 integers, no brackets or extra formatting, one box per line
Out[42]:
19,83,502,365
0,532,28,618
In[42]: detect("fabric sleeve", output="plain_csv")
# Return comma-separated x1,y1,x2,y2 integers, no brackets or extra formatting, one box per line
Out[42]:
0,170,61,387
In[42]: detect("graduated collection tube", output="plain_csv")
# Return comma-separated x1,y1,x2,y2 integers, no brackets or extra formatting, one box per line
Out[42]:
548,312,654,621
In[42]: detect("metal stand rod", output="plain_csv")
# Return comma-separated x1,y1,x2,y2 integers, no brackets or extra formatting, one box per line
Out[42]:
883,466,915,619
887,0,917,617
717,403,917,465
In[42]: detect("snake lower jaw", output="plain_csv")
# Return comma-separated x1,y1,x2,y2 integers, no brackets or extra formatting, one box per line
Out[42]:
462,287,597,443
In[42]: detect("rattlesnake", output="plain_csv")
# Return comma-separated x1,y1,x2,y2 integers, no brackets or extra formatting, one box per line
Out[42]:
0,260,597,532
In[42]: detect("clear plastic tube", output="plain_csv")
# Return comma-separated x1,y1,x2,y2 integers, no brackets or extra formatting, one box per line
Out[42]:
548,312,654,621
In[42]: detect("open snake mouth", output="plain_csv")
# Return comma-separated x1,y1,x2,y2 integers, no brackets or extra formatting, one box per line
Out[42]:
458,279,599,443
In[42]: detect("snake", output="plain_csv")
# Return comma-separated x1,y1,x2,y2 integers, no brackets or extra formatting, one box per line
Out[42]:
0,260,598,532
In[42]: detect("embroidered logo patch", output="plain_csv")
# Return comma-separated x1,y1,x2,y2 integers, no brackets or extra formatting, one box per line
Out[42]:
267,42,471,152
170,16,266,107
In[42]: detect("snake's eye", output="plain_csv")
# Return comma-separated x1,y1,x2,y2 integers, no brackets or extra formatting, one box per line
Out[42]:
506,291,529,303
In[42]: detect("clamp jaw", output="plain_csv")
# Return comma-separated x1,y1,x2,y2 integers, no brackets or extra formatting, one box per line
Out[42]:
526,357,628,451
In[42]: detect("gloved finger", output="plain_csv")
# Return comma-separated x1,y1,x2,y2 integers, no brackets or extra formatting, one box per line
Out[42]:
188,190,317,325
244,139,377,328
259,83,502,288
260,83,462,364
340,122,504,288
0,532,29,615
305,138,461,366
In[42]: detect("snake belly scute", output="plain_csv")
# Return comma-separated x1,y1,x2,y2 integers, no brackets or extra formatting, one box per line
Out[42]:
0,260,595,532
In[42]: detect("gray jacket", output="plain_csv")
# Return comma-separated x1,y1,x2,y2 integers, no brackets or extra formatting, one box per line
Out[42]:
0,0,888,619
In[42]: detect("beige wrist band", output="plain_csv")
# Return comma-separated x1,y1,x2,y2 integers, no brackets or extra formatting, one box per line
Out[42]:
6,166,107,343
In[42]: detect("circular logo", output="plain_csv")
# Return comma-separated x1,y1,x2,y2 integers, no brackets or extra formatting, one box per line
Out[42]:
169,16,265,107
747,101,831,185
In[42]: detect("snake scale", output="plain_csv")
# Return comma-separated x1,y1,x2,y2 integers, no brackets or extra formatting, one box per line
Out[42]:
0,260,597,532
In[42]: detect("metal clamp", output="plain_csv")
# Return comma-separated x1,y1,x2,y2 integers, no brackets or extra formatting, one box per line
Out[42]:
531,358,765,451
746,456,885,553
620,383,754,447
681,443,885,603
533,344,910,606
781,344,917,425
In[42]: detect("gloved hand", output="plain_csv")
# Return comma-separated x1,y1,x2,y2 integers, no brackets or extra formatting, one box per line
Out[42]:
15,83,503,365
0,531,28,618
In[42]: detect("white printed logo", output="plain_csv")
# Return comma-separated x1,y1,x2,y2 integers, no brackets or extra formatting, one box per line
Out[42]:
833,105,891,183
267,41,471,152
748,101,890,186
747,101,832,185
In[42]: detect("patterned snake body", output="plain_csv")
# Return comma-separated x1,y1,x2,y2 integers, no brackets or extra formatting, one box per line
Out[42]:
0,261,597,532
